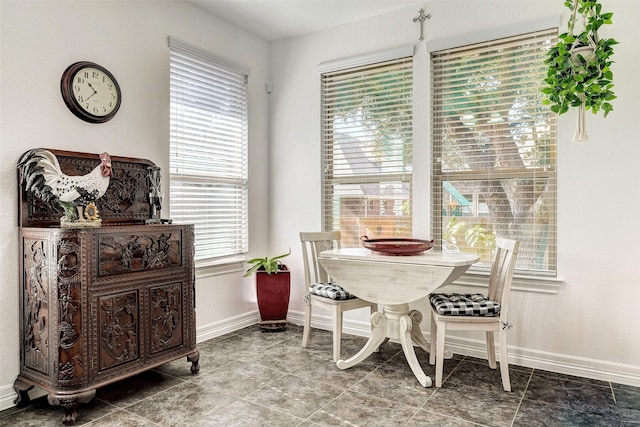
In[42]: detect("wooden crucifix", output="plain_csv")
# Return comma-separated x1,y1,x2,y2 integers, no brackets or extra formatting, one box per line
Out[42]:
413,8,431,41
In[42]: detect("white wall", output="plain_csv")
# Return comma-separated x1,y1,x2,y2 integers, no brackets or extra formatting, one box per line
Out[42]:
1,0,639,412
270,1,640,386
0,0,269,409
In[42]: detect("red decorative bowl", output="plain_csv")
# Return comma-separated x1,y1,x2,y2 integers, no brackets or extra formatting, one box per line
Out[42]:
360,236,434,255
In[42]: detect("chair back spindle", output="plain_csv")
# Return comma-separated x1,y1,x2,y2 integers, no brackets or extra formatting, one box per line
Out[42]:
429,237,519,391
300,231,341,287
488,238,519,321
299,230,375,362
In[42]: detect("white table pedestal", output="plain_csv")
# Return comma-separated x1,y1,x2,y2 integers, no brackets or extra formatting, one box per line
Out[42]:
336,304,433,387
319,248,479,388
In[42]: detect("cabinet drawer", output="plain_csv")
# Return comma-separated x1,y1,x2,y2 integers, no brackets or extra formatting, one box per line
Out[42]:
95,229,185,280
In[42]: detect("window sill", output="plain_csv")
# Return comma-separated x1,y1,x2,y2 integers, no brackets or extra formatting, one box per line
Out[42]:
452,271,563,294
196,256,248,279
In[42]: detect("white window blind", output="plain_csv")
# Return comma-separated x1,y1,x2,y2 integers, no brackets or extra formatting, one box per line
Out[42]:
169,37,249,263
321,56,413,247
431,28,558,276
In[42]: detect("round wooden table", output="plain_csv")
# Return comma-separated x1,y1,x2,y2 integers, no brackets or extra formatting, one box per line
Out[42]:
318,248,479,387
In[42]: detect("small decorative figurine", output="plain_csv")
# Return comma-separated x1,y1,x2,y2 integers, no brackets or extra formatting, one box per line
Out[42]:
146,165,163,224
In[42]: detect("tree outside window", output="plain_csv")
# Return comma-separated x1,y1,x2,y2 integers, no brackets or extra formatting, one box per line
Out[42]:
432,29,558,275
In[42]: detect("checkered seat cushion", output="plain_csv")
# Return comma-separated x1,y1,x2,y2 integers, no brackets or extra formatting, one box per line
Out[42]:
429,293,501,316
309,283,356,300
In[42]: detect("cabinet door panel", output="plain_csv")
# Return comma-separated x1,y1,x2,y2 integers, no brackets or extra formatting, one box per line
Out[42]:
148,283,184,354
97,290,140,371
21,237,51,375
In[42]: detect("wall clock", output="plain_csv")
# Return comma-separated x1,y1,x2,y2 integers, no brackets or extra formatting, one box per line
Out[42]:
60,61,121,123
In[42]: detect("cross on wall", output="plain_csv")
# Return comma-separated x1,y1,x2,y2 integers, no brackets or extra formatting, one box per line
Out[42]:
413,8,431,41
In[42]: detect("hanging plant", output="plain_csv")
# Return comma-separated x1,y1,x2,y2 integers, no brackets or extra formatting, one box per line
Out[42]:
541,0,618,141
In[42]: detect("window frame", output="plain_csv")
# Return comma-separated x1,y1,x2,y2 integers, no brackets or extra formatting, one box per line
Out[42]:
429,26,558,278
319,48,415,247
168,37,250,268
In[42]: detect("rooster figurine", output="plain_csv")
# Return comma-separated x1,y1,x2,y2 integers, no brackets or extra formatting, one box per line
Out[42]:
18,149,112,223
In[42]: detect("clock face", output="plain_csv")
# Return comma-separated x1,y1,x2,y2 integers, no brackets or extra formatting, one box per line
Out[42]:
61,62,121,123
72,67,119,117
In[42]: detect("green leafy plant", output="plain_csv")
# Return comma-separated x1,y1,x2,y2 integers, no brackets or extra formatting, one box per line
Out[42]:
443,216,465,248
59,200,79,221
465,224,496,252
541,0,618,118
243,248,291,277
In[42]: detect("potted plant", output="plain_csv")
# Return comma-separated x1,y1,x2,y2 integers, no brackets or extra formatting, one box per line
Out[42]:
244,249,291,331
541,0,618,141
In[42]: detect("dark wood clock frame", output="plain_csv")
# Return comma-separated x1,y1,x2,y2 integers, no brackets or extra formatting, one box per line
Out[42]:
60,61,122,124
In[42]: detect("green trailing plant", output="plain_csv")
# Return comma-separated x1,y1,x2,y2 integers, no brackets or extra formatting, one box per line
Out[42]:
243,248,291,277
542,0,618,122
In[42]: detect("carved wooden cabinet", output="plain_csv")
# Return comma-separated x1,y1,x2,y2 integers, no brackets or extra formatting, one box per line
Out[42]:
15,224,198,423
15,150,198,424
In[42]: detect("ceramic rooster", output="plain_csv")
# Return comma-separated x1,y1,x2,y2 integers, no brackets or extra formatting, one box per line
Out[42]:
18,149,112,222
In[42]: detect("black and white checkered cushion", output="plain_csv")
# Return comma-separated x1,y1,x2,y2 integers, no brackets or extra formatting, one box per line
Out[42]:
429,293,501,316
309,282,356,300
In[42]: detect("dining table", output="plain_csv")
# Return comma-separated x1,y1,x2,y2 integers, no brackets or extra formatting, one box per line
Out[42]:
318,247,479,387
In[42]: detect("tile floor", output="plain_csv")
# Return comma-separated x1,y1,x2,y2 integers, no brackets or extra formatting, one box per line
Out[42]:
1,324,638,426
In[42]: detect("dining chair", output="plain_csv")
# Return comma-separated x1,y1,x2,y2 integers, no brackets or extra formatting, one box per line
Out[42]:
300,231,378,361
429,238,519,391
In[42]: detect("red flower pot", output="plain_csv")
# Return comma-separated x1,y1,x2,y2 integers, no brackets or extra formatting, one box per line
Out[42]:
255,267,290,331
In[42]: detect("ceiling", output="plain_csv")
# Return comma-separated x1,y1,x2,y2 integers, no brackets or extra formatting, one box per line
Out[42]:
190,0,424,42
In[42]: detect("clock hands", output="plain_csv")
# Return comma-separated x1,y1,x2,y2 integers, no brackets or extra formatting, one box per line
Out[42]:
86,82,98,101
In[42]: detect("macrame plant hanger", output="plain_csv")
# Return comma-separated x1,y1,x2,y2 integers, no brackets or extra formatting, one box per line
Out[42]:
568,0,597,141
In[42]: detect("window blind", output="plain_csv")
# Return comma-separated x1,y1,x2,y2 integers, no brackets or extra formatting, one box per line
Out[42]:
321,56,413,248
431,28,558,276
169,37,249,263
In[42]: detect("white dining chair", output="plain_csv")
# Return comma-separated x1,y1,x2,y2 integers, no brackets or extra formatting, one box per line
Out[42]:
429,238,519,391
300,231,377,361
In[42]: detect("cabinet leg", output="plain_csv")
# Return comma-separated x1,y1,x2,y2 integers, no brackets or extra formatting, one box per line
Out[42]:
48,389,95,425
61,407,77,426
13,378,34,407
187,348,200,374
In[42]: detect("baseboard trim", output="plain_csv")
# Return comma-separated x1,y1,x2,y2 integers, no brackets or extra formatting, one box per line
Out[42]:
286,310,373,337
287,308,640,387
0,385,15,412
437,335,640,387
196,310,260,342
2,310,638,412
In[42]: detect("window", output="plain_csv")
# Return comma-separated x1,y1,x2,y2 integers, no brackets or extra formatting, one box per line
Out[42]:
169,37,249,263
321,53,413,247
431,28,558,276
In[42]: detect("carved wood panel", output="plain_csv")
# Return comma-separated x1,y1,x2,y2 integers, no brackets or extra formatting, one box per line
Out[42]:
56,237,85,386
22,238,50,375
18,149,156,227
98,291,139,371
149,283,183,354
97,231,183,277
